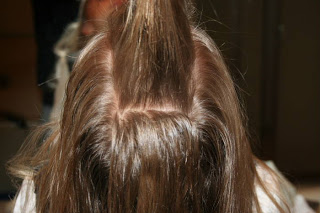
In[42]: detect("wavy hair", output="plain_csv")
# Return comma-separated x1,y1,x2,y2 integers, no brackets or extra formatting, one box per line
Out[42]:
9,0,288,212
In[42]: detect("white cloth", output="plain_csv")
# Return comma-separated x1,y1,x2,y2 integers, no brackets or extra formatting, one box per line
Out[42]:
13,179,36,213
255,161,315,213
50,22,78,120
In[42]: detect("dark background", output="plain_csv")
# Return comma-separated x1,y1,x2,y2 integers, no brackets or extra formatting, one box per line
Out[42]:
196,0,320,180
0,0,319,195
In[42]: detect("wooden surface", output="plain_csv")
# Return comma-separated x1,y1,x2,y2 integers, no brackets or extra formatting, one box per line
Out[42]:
0,0,41,121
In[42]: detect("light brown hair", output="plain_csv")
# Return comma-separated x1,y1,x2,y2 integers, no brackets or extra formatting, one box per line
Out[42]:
9,0,288,212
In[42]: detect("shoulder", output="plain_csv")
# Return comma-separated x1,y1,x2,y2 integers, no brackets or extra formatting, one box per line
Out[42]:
255,161,284,213
255,161,315,213
13,179,36,213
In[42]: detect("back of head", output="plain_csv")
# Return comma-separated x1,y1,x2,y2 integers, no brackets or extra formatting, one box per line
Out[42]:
8,0,285,212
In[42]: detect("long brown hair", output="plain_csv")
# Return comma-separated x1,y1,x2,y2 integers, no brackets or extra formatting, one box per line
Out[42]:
9,0,288,212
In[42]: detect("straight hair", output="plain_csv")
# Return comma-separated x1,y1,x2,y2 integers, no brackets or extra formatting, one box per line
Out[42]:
9,0,288,212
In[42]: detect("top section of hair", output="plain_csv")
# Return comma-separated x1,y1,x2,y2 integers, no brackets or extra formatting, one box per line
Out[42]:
108,0,195,111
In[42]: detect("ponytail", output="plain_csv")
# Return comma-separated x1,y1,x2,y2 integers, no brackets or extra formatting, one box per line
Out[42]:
109,0,195,110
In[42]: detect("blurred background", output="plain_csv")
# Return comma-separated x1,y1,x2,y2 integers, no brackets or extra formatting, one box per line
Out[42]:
0,0,319,212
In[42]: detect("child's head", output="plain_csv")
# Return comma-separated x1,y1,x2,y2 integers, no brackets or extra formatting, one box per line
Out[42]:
9,0,288,212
